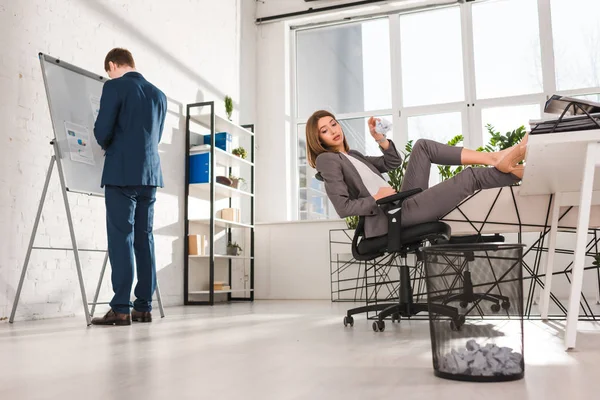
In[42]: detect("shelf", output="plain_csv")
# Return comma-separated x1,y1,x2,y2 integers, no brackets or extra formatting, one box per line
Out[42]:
189,218,254,229
190,146,254,168
189,114,254,137
189,289,254,295
189,255,254,260
189,182,254,200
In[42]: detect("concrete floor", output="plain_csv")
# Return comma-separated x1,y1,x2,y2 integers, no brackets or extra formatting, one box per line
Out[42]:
1,301,600,400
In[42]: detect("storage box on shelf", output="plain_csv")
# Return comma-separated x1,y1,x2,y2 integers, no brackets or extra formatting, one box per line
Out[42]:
185,101,255,305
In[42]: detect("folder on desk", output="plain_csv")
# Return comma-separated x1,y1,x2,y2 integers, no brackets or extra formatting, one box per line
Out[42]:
529,95,600,134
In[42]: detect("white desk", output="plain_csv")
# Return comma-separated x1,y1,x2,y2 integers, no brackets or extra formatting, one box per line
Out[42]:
520,129,600,350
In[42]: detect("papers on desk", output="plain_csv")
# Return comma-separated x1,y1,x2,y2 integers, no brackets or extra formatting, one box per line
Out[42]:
529,95,600,134
544,94,600,116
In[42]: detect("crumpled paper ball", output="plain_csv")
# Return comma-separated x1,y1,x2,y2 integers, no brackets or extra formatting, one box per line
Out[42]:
375,118,392,135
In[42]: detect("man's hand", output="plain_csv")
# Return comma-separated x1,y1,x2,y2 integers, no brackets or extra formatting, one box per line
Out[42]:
373,186,396,201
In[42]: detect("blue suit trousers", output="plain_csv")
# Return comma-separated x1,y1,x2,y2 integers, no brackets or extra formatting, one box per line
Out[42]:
105,185,157,314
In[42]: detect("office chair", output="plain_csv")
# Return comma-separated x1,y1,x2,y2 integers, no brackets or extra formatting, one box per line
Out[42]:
315,171,462,332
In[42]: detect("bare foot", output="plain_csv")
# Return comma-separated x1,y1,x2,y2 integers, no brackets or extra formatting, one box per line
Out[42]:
492,146,513,166
496,143,526,174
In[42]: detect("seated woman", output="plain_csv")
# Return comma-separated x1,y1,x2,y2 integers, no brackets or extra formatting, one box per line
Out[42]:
307,110,527,239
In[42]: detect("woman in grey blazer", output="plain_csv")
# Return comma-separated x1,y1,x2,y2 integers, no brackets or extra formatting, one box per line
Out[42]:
307,110,526,239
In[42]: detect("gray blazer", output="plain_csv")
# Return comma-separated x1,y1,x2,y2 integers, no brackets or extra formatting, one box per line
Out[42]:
315,141,403,238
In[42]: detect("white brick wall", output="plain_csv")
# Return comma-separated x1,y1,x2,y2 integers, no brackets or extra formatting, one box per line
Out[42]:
0,0,257,320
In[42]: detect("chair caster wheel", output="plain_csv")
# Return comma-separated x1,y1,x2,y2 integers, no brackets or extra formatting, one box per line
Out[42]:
392,314,400,323
491,303,501,313
450,316,465,331
372,320,385,332
459,301,468,308
501,301,510,310
343,316,354,327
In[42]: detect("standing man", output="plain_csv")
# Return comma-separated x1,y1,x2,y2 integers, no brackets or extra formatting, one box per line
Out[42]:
92,48,167,326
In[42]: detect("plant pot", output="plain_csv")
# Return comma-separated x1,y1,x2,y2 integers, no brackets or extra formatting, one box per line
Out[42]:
226,247,239,256
229,178,239,189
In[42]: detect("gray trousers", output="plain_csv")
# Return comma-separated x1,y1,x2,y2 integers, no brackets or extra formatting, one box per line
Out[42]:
399,139,520,228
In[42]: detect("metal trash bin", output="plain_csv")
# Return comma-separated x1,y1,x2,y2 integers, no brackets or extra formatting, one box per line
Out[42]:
421,243,525,382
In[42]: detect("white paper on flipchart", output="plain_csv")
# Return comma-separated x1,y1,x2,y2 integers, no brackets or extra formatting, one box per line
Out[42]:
64,121,95,166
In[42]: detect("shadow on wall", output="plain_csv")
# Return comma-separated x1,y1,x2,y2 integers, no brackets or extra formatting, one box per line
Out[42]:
76,0,238,109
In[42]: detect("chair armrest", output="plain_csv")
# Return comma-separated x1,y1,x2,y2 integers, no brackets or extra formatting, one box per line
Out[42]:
376,188,422,205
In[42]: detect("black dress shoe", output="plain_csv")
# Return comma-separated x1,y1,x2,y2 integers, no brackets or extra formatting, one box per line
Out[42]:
91,309,131,326
132,310,152,323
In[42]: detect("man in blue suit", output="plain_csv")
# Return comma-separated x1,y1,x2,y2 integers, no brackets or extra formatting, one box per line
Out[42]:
92,48,167,326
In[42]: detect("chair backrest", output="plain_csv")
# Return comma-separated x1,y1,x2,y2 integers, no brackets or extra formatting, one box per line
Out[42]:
351,216,387,261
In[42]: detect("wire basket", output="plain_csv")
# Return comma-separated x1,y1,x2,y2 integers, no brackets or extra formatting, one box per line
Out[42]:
421,243,525,382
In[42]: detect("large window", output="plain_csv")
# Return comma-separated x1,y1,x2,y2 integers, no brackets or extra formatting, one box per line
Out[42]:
296,19,392,117
400,7,465,107
471,0,543,99
293,0,600,221
551,0,600,91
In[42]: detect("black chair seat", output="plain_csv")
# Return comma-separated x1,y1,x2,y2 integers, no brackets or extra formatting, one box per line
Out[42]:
357,221,451,256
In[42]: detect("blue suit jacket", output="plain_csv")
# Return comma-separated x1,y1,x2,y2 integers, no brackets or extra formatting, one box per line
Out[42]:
94,71,167,188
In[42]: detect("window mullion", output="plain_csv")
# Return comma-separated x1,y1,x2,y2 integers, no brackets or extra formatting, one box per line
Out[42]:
461,1,478,148
389,14,407,146
538,0,557,99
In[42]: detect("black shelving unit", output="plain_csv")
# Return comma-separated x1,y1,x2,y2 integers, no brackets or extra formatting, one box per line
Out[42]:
184,101,255,305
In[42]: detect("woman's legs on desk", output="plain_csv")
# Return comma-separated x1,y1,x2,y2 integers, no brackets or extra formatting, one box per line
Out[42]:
399,138,526,228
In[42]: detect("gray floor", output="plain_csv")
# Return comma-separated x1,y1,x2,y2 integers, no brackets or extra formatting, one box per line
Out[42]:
1,301,600,400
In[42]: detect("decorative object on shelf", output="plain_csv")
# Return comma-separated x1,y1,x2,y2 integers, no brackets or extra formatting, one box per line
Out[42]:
228,174,246,189
227,242,242,256
216,175,232,186
203,131,232,151
188,235,207,256
219,208,241,222
224,95,233,121
594,254,600,267
232,146,247,159
214,281,231,291
189,144,210,153
189,152,210,184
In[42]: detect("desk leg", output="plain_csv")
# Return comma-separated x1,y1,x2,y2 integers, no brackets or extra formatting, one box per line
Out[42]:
565,143,600,350
541,192,561,320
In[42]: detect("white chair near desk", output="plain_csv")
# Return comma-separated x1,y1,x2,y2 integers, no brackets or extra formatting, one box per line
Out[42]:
520,129,600,350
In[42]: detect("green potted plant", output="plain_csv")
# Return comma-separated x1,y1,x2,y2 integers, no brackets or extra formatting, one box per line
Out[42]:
345,215,359,230
227,241,242,256
438,125,527,182
224,95,233,121
232,146,247,159
228,174,246,189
